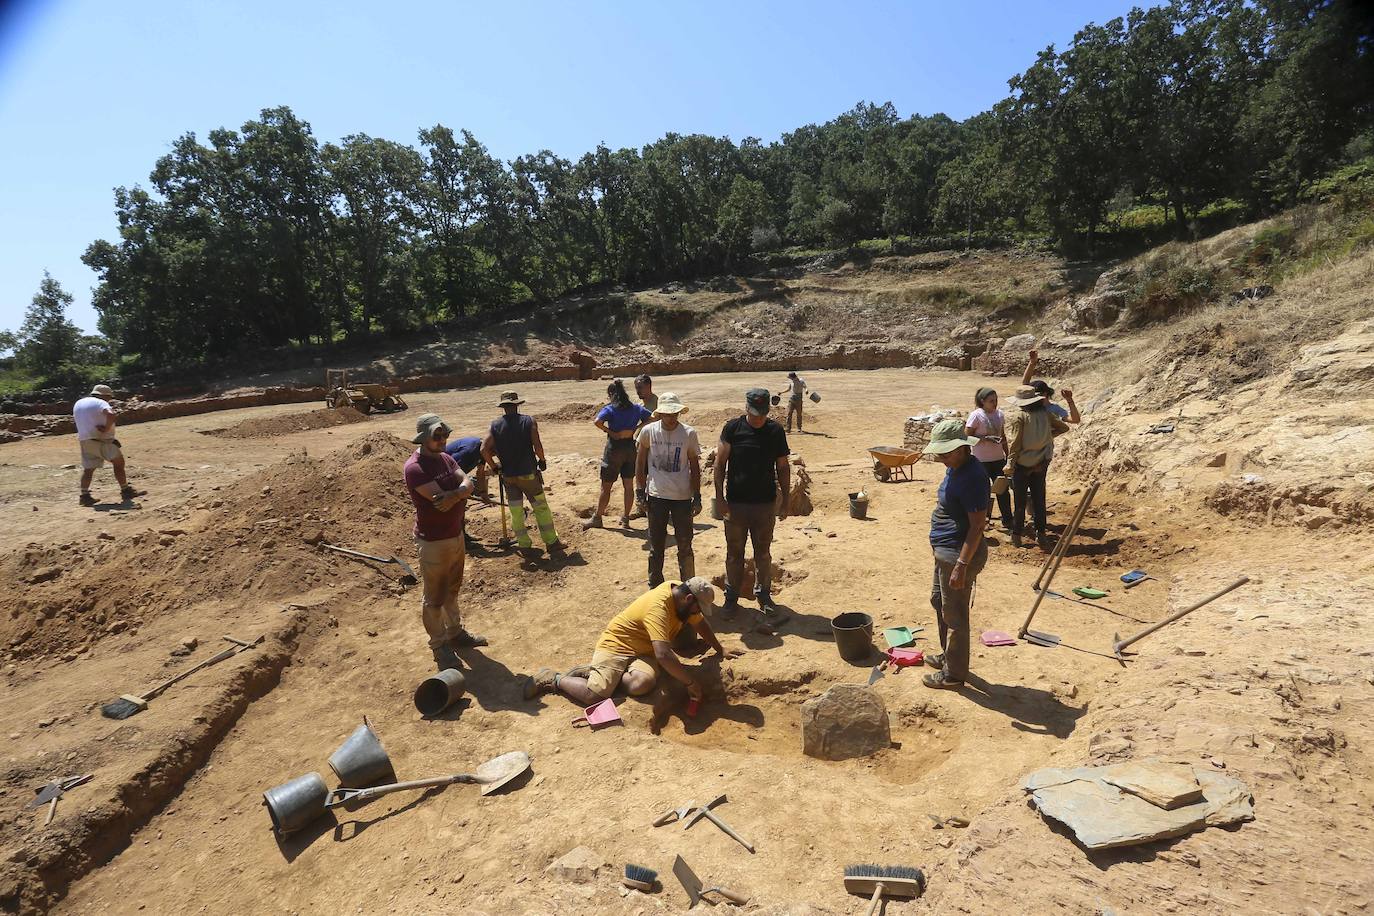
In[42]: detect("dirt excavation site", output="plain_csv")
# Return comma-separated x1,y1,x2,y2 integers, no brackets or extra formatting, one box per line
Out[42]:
4,261,1374,914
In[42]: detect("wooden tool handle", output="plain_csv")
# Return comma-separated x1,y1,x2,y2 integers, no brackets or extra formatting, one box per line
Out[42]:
1114,576,1249,653
144,646,238,700
703,885,750,906
44,796,57,826
704,809,755,853
867,882,885,916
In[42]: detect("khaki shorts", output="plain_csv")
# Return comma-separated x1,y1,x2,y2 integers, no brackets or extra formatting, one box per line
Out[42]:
80,438,122,470
586,648,658,699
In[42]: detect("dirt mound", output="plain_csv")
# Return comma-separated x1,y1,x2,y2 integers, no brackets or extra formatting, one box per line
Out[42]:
538,402,600,422
2,432,417,662
201,406,368,439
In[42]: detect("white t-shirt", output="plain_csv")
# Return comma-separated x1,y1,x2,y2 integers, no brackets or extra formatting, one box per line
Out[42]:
966,407,1006,463
640,419,701,500
787,376,806,399
73,396,113,441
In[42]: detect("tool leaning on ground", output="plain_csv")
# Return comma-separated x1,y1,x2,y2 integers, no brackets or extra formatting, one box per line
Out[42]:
319,542,417,587
1112,576,1250,660
843,863,926,915
325,751,531,807
673,854,749,908
100,635,263,720
673,793,755,853
26,774,93,826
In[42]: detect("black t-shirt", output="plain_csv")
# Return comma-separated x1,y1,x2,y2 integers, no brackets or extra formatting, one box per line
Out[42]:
720,416,790,504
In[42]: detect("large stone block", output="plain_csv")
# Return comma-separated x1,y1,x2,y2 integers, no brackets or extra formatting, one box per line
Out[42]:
800,684,890,760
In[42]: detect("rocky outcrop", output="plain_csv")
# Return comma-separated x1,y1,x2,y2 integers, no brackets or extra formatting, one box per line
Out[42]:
800,684,891,761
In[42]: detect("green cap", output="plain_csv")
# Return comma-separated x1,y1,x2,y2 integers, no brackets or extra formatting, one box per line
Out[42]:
923,418,979,455
411,413,452,444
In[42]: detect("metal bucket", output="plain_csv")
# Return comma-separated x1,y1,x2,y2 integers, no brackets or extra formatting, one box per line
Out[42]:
328,717,394,789
414,668,467,717
809,391,821,403
709,497,725,521
848,492,869,520
263,772,328,835
831,612,875,662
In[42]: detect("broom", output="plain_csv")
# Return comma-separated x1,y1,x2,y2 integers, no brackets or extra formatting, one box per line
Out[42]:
843,863,925,916
101,645,238,719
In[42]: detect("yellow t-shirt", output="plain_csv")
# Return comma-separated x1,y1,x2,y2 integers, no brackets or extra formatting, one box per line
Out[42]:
596,582,701,657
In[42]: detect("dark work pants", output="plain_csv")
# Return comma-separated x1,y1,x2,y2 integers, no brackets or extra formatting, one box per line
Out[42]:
724,501,776,599
647,496,695,587
981,459,1013,527
929,540,988,682
1012,463,1048,537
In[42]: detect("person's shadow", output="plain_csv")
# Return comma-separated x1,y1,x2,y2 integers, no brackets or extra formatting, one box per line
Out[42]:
454,650,544,715
958,673,1086,738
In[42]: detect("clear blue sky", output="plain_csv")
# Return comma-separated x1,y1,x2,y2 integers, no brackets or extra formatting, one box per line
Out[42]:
0,0,1149,335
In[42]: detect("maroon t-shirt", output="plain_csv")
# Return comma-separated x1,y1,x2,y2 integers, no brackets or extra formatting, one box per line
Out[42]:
404,449,466,541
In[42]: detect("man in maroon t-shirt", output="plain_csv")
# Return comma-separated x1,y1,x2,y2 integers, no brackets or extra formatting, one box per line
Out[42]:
404,413,483,669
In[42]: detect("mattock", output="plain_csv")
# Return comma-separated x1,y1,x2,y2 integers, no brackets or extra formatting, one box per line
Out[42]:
1112,576,1250,661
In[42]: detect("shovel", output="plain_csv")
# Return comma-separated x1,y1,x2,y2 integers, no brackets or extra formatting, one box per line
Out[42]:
324,751,530,808
320,542,417,586
673,854,749,907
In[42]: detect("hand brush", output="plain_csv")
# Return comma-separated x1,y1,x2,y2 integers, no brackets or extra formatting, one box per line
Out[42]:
101,645,238,719
843,863,925,916
622,863,658,892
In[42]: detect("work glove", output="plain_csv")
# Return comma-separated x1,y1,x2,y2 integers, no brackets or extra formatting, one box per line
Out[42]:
636,487,648,504
536,457,547,472
691,493,702,516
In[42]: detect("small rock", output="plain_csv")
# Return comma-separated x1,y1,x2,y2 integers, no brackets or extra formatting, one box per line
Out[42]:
25,567,62,585
1052,683,1078,699
1205,453,1227,468
97,531,114,541
158,535,175,547
365,629,378,638
545,846,603,883
38,717,55,728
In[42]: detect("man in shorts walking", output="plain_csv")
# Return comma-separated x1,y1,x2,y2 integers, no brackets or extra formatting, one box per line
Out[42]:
73,384,143,506
523,577,728,705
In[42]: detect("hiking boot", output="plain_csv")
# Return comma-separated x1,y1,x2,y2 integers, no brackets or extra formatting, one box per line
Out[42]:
450,629,489,649
1010,531,1022,548
720,596,740,620
120,485,145,500
1037,530,1051,551
523,667,559,700
619,515,631,528
923,672,963,690
79,492,96,507
582,515,603,530
756,592,780,615
924,652,945,670
432,644,461,670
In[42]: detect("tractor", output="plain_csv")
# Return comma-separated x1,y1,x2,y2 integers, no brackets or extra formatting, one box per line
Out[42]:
324,369,408,414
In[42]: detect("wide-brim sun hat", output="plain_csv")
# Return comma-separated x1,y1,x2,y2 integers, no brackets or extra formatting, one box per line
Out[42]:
411,413,452,444
497,390,525,406
90,384,115,399
923,418,980,455
654,392,688,416
1009,385,1046,407
684,577,716,616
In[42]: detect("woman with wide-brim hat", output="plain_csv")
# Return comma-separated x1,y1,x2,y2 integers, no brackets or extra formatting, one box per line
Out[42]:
921,418,990,690
1004,384,1071,549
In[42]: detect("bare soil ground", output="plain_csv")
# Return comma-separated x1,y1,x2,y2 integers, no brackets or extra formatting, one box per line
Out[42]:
3,356,1373,914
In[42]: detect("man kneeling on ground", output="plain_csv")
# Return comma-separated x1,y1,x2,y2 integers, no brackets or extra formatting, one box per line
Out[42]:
524,577,733,706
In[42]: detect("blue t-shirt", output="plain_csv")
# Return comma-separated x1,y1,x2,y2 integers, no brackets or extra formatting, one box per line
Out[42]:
596,403,651,434
444,436,484,473
929,456,991,549
1047,403,1069,420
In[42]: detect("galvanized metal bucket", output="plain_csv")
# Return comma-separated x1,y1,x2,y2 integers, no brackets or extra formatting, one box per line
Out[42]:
263,772,328,836
328,717,394,789
414,668,467,717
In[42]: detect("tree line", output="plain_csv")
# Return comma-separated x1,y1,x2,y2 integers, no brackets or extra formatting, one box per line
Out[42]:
8,0,1371,379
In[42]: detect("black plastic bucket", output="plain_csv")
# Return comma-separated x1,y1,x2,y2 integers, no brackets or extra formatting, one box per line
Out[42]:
831,612,874,662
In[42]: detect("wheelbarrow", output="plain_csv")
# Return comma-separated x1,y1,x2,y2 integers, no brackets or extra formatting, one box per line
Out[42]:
867,445,922,482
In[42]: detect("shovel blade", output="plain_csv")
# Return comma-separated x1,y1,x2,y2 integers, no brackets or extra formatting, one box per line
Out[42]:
476,751,531,795
673,854,704,907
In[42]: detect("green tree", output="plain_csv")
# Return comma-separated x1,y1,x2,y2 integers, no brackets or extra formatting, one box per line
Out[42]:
715,175,771,266
18,273,82,379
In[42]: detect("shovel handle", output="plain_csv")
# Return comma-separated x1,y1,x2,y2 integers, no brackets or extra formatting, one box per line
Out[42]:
144,646,239,700
325,773,482,808
1113,576,1249,655
320,543,391,564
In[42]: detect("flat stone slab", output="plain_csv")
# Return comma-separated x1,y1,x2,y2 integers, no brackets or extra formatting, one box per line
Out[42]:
1022,762,1253,850
545,845,603,883
1102,759,1204,810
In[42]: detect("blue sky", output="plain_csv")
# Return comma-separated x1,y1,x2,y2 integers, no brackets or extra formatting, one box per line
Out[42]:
0,0,1150,335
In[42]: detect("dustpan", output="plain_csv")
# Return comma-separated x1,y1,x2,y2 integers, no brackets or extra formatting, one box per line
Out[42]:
1073,586,1108,599
883,626,918,648
980,630,1017,647
571,698,621,729
886,647,924,666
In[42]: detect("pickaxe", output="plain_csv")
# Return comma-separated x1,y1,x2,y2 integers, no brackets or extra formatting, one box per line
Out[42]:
682,793,755,853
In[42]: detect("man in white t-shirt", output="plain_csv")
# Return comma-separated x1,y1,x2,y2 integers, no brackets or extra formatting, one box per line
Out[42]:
634,393,702,589
72,384,143,506
776,371,807,433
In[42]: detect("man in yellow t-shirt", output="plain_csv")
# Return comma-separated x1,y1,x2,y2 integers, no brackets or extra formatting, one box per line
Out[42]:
524,578,733,705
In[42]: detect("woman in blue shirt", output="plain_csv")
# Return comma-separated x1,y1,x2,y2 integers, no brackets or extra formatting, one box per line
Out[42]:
585,379,652,529
922,419,990,690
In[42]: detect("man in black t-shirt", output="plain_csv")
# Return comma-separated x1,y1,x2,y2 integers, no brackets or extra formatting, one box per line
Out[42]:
714,387,790,619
